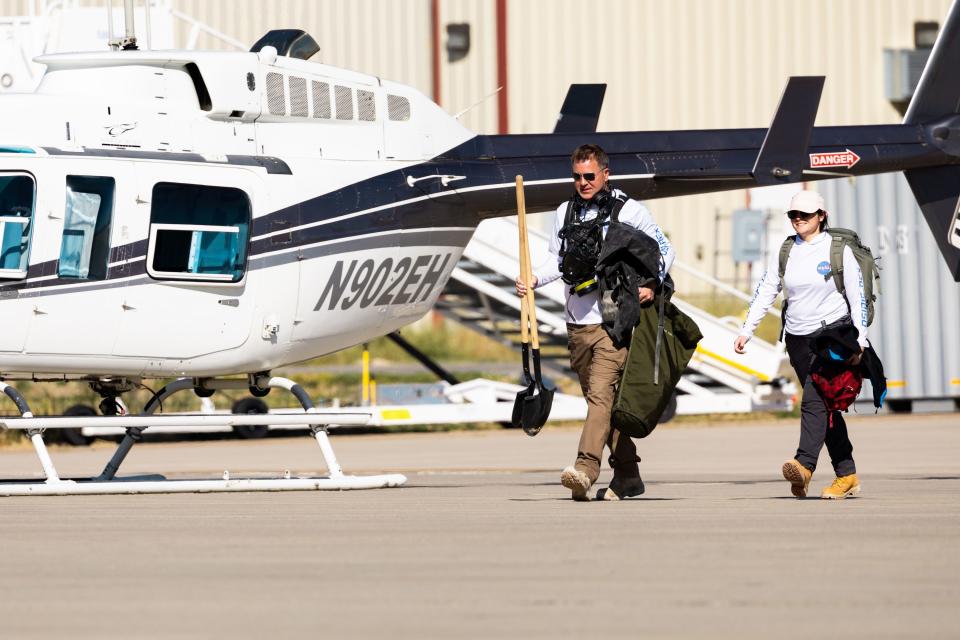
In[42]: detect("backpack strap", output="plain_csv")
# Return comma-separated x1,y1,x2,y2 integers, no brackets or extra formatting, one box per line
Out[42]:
828,230,846,294
777,236,794,342
563,197,577,226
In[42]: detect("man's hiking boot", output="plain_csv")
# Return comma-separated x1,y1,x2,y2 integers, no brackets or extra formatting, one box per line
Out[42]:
782,459,813,498
598,475,645,501
821,474,861,499
560,466,592,502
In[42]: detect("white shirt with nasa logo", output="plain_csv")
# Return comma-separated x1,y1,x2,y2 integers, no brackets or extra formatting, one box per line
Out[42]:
740,231,868,348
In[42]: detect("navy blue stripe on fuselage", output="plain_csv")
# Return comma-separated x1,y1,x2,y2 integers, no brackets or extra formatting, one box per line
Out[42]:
43,147,293,174
3,228,473,300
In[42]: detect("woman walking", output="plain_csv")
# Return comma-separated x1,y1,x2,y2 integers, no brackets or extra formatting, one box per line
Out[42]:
734,190,868,499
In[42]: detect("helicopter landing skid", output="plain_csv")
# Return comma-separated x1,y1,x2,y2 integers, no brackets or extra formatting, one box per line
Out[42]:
0,377,406,496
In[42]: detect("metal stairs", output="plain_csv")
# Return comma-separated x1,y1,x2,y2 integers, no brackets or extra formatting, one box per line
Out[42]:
435,217,796,417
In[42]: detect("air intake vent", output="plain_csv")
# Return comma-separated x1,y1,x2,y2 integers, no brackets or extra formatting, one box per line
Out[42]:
335,85,353,120
289,76,308,117
388,95,410,121
357,90,376,121
312,81,331,119
266,72,286,116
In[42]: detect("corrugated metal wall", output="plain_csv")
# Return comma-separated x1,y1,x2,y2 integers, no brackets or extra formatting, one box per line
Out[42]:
506,0,950,133
438,0,497,136
820,174,960,402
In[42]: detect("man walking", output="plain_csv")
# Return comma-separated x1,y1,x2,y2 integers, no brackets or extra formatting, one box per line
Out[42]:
516,144,674,501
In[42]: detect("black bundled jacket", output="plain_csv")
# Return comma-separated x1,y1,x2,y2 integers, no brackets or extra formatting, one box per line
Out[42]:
596,220,668,346
812,323,887,409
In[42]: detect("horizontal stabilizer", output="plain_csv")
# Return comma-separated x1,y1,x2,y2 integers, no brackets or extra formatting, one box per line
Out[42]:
904,0,960,124
751,76,824,185
553,84,607,134
904,166,960,281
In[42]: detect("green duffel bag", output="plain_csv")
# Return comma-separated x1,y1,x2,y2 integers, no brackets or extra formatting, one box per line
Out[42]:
611,296,703,438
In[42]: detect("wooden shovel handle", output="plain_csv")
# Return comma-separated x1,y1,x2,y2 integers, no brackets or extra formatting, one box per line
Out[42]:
516,176,540,350
516,176,529,344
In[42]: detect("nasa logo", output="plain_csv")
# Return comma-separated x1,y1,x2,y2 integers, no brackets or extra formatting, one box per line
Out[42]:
816,260,832,276
314,252,453,311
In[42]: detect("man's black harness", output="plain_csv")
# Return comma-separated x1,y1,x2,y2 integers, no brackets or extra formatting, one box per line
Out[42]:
558,191,627,296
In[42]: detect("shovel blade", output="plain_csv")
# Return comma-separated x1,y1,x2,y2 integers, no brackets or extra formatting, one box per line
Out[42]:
520,385,555,436
512,379,536,427
511,388,529,427
511,343,534,428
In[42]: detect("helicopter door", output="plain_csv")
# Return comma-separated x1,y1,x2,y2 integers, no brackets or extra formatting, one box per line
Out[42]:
0,171,36,353
112,165,257,363
22,164,128,357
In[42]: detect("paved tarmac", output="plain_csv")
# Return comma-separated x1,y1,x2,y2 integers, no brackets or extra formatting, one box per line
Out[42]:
0,413,958,639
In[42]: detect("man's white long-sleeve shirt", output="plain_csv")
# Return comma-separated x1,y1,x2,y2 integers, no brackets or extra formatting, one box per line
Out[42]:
740,232,868,347
532,189,674,324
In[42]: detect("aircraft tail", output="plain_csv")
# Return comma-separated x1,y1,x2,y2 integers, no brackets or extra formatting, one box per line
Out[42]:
552,84,606,134
903,167,960,280
903,0,960,281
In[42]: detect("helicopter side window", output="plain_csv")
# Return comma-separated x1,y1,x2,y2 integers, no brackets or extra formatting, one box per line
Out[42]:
147,182,250,283
58,176,115,280
0,173,35,279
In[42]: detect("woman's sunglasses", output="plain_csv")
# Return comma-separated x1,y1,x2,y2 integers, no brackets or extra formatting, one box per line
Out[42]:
787,210,821,220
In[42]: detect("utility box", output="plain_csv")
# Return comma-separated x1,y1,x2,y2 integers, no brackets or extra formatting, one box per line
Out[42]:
731,209,766,263
884,48,931,102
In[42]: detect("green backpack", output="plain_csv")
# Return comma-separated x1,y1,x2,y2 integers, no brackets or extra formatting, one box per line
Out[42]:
777,228,880,335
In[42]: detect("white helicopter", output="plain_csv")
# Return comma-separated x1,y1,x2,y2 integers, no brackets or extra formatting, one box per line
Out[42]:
2,1,960,496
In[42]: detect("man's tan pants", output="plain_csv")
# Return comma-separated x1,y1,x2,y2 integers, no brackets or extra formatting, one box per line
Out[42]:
567,323,640,484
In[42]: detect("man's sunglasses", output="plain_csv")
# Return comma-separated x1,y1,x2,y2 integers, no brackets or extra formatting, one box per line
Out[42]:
572,172,599,182
787,210,821,220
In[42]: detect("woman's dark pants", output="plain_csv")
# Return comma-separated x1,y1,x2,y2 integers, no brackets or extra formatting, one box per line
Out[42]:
785,332,857,477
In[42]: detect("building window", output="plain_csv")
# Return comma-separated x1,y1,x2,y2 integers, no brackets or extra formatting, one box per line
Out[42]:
147,182,250,282
0,173,35,279
58,176,114,280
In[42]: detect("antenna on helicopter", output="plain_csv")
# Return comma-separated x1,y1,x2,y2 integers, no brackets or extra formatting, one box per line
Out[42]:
453,86,503,120
106,0,151,51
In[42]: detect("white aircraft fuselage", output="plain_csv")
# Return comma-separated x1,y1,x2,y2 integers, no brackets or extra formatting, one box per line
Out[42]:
0,48,478,379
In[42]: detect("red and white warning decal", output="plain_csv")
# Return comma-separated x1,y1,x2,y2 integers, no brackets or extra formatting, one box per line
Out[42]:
809,149,861,169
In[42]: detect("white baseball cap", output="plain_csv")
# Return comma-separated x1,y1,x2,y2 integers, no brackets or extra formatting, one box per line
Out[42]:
788,190,825,214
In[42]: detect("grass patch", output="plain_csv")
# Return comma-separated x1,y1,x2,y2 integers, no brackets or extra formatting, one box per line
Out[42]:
304,319,515,366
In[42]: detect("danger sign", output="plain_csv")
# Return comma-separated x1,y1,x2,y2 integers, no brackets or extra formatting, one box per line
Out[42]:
809,149,861,169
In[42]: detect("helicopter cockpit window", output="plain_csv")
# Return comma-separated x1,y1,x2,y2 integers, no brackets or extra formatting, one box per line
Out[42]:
0,173,35,279
147,182,250,283
58,176,115,280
